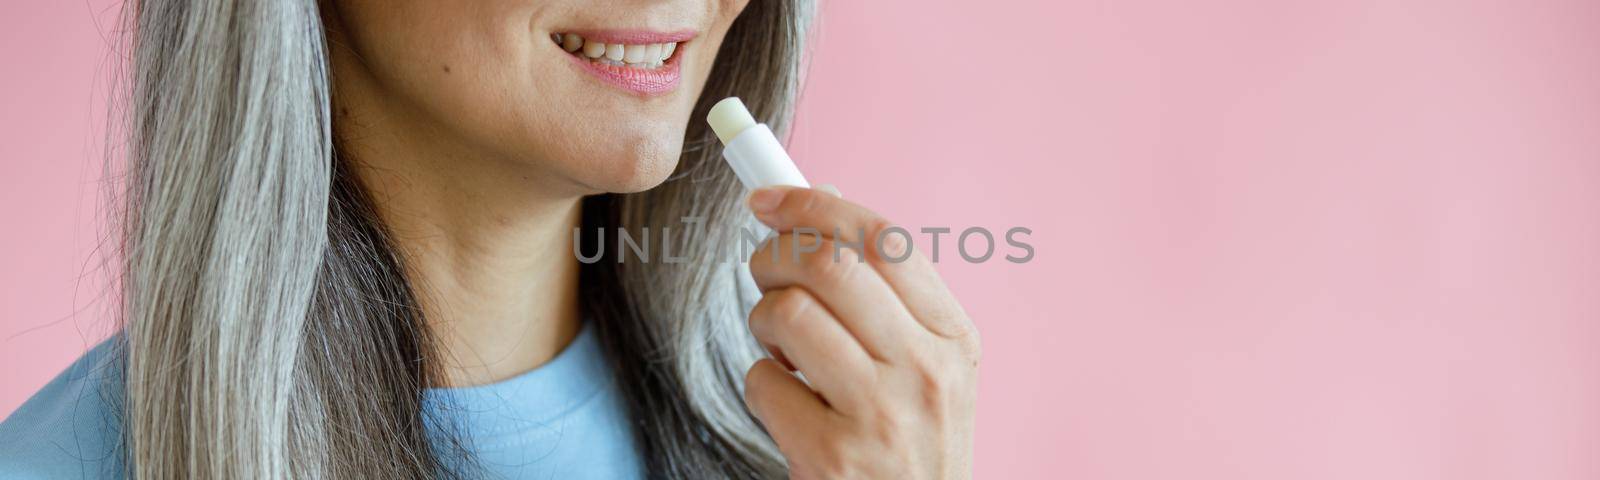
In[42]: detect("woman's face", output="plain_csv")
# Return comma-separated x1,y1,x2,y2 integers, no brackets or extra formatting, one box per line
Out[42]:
327,0,750,194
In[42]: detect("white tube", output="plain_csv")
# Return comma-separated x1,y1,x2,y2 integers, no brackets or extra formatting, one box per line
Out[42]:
721,123,809,189
706,97,810,307
707,97,809,190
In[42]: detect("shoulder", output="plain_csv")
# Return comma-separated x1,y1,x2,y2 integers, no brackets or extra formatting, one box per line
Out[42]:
0,337,127,479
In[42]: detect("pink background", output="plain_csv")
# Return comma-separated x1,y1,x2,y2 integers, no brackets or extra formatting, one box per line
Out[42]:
4,0,1598,478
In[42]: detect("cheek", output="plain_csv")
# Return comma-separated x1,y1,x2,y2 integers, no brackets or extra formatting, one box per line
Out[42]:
342,3,546,148
723,0,752,18
409,28,540,135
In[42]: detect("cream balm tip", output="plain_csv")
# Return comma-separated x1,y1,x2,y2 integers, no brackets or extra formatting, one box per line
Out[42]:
707,97,757,145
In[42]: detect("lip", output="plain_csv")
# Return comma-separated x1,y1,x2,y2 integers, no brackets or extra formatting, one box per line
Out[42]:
557,29,696,96
561,29,697,45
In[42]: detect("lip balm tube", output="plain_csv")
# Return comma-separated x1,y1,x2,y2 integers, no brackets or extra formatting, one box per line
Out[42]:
707,97,809,191
706,97,810,304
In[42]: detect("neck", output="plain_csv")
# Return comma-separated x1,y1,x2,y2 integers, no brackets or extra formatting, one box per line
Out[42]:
372,170,585,388
331,53,585,389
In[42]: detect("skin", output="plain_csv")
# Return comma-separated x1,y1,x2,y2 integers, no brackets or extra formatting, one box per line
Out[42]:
323,0,979,476
322,0,742,384
745,186,981,479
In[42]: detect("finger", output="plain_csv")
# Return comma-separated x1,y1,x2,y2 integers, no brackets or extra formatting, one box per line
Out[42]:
747,186,974,341
748,233,923,361
749,287,877,409
815,183,842,198
744,359,835,457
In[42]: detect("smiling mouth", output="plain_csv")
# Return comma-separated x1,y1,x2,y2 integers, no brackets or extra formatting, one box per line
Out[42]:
551,31,692,95
551,33,682,69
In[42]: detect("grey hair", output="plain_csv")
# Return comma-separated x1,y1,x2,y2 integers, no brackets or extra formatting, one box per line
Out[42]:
117,0,812,478
122,0,334,477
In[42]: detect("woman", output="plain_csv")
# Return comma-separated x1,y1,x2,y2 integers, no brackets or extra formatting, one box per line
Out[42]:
0,0,979,478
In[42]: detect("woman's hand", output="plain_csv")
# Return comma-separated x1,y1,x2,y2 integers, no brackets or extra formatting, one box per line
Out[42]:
743,186,981,479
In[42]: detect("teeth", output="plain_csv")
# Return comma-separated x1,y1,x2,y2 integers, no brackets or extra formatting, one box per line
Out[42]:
552,33,681,69
644,44,663,64
623,44,647,63
582,40,606,59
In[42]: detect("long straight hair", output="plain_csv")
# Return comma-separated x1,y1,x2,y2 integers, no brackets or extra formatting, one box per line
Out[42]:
116,0,813,478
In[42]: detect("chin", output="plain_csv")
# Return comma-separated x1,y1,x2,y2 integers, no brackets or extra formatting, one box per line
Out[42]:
574,131,684,194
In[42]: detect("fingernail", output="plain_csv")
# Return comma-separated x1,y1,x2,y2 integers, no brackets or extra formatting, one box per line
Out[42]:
816,184,842,198
747,187,785,215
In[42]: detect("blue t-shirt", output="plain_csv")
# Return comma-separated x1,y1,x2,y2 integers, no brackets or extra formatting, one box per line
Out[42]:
0,324,644,479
